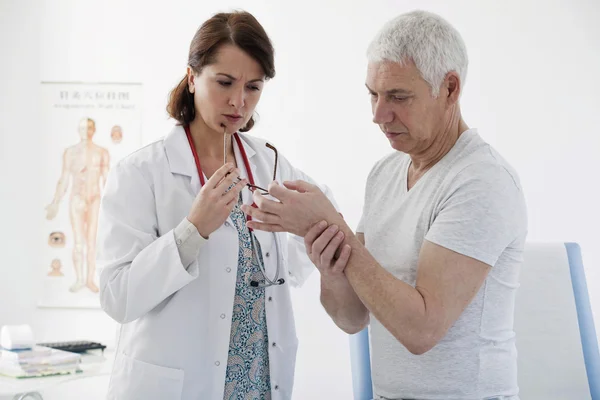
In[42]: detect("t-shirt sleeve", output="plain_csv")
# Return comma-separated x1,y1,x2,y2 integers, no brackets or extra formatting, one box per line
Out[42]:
356,213,366,233
356,191,368,233
356,161,380,234
424,163,527,267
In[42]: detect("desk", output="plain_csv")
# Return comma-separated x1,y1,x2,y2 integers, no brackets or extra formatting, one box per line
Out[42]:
0,350,114,400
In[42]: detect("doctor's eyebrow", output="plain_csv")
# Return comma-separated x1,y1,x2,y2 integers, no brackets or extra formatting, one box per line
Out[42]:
216,73,264,83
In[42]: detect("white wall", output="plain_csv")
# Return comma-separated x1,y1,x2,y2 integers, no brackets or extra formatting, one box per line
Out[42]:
1,0,599,398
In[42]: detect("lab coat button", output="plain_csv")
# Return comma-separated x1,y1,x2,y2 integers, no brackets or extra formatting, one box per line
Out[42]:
215,361,220,366
226,267,232,273
274,385,279,390
176,239,182,245
272,342,276,347
220,313,226,319
268,296,272,302
265,252,270,257
224,221,230,227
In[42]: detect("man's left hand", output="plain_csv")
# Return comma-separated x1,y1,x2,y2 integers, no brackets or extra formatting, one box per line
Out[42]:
241,180,342,237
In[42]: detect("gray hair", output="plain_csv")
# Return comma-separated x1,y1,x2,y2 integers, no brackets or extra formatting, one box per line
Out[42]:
367,10,468,97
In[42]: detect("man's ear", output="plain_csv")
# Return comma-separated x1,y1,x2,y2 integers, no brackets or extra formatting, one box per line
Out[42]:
445,71,461,106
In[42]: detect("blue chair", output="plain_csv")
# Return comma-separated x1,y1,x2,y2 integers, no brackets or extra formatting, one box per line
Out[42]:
566,243,600,398
349,326,373,400
348,243,600,400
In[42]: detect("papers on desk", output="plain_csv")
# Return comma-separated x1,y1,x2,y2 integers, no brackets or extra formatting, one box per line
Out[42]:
0,345,81,378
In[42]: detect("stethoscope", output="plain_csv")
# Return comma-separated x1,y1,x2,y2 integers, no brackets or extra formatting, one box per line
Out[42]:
184,125,285,289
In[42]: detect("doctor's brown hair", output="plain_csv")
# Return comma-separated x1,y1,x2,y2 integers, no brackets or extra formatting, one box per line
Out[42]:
166,11,275,132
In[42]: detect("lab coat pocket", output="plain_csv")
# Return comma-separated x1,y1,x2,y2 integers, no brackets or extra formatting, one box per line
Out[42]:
108,352,184,400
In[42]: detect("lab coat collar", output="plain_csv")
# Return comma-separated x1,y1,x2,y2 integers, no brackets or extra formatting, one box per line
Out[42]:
164,125,195,179
163,125,257,201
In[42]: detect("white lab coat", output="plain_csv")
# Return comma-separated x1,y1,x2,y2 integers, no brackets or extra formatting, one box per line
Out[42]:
96,125,338,400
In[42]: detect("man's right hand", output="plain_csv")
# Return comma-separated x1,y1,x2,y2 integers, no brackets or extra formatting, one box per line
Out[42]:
187,163,248,239
304,220,352,281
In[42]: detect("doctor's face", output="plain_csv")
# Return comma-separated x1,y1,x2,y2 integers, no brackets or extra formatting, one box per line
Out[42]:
188,44,265,135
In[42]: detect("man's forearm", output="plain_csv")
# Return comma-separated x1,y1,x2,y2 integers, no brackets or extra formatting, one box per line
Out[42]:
338,225,437,355
320,275,369,334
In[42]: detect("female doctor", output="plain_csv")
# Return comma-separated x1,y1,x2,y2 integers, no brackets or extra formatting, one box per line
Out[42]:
96,10,338,400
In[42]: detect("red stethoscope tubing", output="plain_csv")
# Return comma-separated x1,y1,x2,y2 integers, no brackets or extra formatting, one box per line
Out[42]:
184,125,259,225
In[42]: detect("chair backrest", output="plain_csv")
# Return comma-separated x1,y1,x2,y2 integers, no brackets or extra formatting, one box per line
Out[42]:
349,243,600,400
514,242,599,399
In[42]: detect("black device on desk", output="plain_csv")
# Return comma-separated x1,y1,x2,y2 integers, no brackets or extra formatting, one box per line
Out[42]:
37,340,107,354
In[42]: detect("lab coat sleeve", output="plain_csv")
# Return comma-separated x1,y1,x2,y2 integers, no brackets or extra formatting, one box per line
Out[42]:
277,154,341,288
96,161,205,324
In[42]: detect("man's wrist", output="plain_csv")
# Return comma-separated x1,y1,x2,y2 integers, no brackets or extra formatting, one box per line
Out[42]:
321,273,351,291
337,220,356,243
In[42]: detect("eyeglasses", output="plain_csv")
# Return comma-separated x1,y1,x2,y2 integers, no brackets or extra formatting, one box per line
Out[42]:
245,143,284,288
246,143,277,194
222,132,283,288
223,129,278,195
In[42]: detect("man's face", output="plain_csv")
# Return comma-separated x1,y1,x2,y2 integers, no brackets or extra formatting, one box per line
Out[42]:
365,60,449,154
78,119,96,140
87,120,96,139
51,259,61,270
78,119,88,139
111,126,123,143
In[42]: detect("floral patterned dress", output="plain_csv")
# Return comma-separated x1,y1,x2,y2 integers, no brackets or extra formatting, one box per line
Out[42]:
223,195,271,400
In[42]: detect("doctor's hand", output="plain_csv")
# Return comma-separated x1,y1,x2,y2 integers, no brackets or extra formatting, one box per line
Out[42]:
242,180,342,237
187,163,248,239
305,220,352,280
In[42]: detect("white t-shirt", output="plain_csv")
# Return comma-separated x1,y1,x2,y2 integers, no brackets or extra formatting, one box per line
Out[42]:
357,129,528,400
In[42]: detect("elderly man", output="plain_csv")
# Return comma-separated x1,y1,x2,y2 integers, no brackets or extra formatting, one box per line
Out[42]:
242,10,527,400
